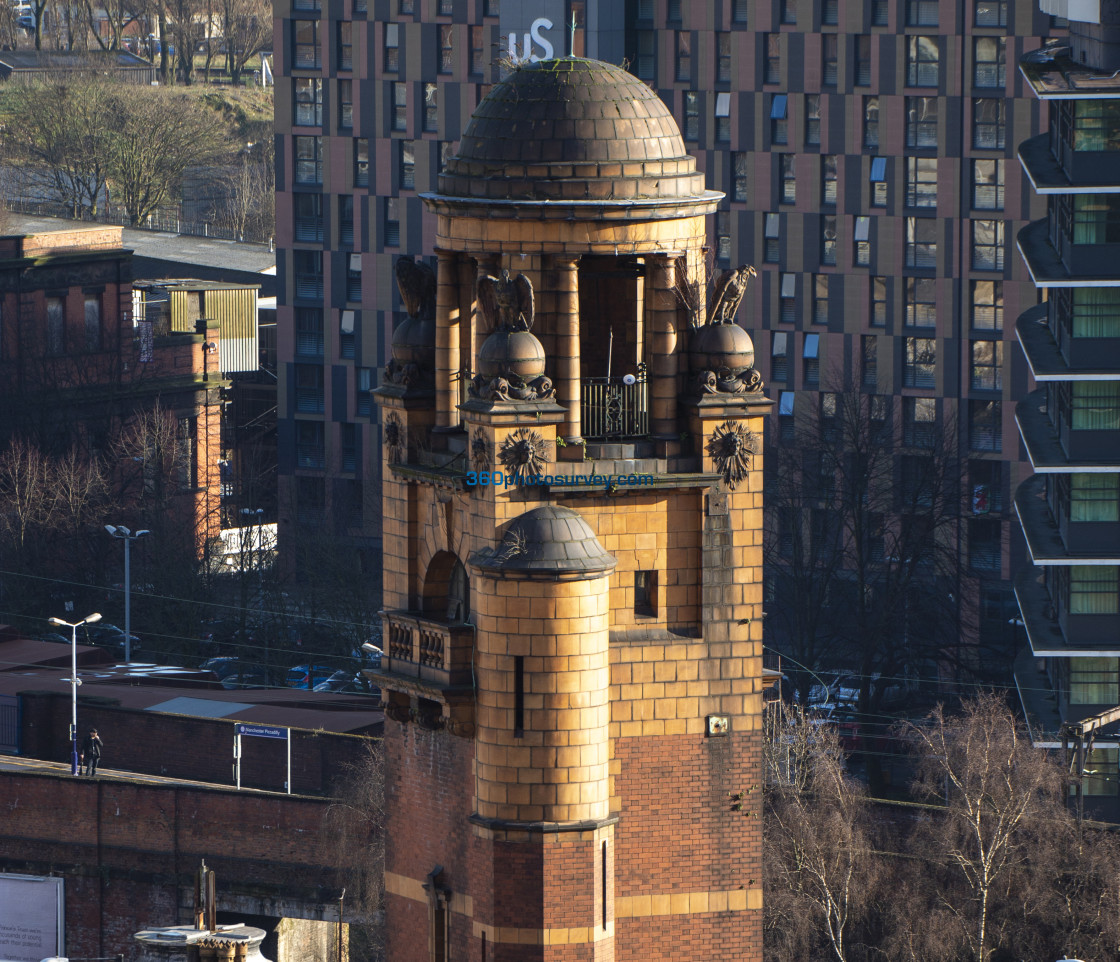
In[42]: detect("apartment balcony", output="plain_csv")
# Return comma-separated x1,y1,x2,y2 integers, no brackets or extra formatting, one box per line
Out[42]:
1016,474,1120,562
1017,218,1120,285
1012,646,1063,746
1019,301,1120,373
1019,131,1120,192
1016,388,1120,468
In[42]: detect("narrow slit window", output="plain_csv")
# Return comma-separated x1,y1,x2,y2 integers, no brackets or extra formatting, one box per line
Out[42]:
514,655,524,735
601,841,608,928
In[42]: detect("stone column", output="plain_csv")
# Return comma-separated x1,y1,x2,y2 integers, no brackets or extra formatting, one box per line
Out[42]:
552,254,582,444
435,249,460,431
646,254,682,452
457,256,476,411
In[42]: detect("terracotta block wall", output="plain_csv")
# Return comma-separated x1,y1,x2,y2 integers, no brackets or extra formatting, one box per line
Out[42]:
474,573,611,823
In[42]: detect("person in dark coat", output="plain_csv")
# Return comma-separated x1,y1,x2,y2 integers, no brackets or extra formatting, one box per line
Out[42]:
80,728,103,776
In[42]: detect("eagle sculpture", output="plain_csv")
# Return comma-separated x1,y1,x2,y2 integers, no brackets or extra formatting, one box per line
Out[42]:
394,257,437,320
478,269,534,332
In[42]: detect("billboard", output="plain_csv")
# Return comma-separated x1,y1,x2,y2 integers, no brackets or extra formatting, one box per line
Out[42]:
0,874,64,962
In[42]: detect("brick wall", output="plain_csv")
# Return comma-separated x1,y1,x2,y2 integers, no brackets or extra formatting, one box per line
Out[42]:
0,771,339,962
18,690,380,794
9,227,126,258
612,730,763,962
383,721,474,962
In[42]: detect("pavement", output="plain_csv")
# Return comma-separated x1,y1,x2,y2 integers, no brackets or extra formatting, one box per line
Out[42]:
0,751,287,794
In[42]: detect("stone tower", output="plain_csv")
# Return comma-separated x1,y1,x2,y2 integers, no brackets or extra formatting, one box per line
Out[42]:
372,58,769,962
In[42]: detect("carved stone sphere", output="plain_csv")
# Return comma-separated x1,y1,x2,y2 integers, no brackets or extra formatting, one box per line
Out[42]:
477,328,547,381
691,323,755,375
391,315,437,369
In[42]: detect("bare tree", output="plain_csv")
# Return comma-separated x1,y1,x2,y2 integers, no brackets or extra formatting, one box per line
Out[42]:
765,706,880,962
0,439,52,554
216,140,275,241
103,85,229,224
219,0,271,85
3,76,114,218
83,0,144,51
1008,813,1120,962
906,694,1062,962
323,741,385,961
162,0,210,84
3,78,230,225
765,375,971,713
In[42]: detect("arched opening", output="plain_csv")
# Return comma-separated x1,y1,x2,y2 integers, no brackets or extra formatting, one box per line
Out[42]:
422,551,470,622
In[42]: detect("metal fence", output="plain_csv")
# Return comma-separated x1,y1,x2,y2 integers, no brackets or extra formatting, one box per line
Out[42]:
580,369,649,440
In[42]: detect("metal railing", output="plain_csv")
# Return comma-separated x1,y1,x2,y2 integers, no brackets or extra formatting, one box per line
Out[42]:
580,367,648,440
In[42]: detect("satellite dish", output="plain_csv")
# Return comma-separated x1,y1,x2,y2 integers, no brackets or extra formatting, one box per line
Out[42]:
622,373,636,386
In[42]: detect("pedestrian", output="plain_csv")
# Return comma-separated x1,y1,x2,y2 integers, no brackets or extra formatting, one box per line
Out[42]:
80,728,103,776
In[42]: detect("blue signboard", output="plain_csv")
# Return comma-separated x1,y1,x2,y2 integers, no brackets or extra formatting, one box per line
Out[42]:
236,724,286,739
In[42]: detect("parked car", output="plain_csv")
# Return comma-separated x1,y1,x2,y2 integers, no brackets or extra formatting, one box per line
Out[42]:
284,664,336,689
81,623,141,656
199,656,242,679
313,670,378,695
220,670,270,690
16,15,35,30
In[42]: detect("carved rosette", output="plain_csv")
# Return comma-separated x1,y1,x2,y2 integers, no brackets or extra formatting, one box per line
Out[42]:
498,428,551,483
707,421,761,490
384,413,405,464
470,430,490,472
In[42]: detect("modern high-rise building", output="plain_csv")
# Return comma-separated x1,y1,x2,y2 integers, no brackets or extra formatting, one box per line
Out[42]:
1014,2,1120,818
275,0,1060,659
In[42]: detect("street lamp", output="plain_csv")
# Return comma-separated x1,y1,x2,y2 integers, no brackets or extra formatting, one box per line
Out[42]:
49,612,101,775
105,525,149,663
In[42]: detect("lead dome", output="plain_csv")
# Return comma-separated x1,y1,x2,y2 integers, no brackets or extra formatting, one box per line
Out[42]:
438,57,709,202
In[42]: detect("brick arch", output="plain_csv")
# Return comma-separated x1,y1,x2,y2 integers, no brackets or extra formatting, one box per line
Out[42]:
422,550,470,622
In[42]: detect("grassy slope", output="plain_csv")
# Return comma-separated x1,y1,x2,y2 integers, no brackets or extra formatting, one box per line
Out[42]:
0,82,274,136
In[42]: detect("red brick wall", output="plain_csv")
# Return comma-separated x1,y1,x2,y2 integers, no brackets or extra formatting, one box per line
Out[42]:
383,720,475,962
0,771,337,962
612,730,763,962
18,690,380,794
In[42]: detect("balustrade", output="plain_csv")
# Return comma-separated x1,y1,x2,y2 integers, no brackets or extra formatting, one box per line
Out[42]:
379,610,474,688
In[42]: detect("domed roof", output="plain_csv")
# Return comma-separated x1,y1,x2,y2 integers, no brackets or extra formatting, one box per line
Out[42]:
438,58,708,203
471,506,616,579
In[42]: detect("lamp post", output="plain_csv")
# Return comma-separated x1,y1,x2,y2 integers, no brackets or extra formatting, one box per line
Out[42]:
105,525,149,663
49,612,101,775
